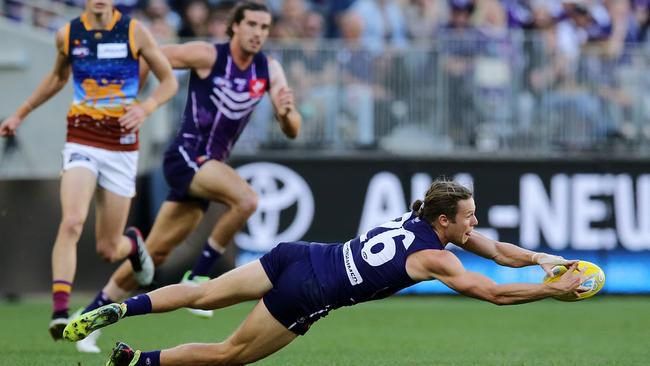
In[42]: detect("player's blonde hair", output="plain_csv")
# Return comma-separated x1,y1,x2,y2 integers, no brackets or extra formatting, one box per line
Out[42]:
412,178,472,224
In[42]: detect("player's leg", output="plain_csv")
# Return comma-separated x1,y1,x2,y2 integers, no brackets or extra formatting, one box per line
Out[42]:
167,300,297,365
75,201,204,353
93,147,154,286
81,200,205,315
99,200,205,299
93,187,134,262
184,160,258,280
50,167,97,339
151,259,272,312
105,300,296,366
65,260,271,341
105,242,318,365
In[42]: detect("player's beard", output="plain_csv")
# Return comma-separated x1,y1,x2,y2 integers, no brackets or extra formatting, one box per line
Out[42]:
242,36,262,55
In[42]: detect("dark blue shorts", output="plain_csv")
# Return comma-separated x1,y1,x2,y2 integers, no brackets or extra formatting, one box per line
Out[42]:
163,144,211,211
260,242,332,335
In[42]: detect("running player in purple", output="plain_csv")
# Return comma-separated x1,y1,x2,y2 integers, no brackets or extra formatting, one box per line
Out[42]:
73,1,301,353
65,179,587,366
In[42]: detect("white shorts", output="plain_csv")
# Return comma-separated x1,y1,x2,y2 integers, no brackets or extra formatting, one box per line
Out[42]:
61,142,139,197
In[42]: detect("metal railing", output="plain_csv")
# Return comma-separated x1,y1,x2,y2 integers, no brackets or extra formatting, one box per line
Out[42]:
185,33,650,157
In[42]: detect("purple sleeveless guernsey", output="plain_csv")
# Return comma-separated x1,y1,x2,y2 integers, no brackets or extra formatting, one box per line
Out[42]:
169,42,270,161
309,211,446,308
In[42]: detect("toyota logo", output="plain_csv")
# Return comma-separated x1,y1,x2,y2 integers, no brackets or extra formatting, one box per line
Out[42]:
235,162,314,252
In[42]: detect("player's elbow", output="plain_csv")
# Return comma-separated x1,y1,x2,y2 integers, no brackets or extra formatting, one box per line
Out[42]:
481,286,510,306
283,119,300,139
285,126,299,139
492,254,515,268
164,75,179,94
50,73,69,93
489,295,510,306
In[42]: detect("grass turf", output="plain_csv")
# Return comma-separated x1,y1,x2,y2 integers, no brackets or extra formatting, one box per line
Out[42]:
0,296,648,365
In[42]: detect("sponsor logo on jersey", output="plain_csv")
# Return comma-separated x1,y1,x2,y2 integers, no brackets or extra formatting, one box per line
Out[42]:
72,46,90,57
249,79,267,98
343,241,364,285
97,43,128,59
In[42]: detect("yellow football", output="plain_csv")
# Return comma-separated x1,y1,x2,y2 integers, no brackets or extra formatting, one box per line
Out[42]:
542,260,606,301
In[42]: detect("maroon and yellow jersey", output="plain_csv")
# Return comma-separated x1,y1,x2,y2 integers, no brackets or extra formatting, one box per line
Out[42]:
65,10,140,151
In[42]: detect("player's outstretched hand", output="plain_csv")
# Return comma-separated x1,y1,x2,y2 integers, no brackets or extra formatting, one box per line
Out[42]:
274,86,295,117
0,115,23,137
547,262,582,298
533,252,579,277
119,105,148,132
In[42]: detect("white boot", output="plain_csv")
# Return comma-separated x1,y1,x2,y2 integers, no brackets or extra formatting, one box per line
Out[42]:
181,271,213,318
75,329,101,353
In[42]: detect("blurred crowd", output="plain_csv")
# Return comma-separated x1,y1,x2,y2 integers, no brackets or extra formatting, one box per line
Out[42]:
4,0,650,48
3,0,650,151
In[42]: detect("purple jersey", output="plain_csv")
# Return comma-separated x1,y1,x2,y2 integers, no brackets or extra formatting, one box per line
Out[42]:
170,42,270,161
310,212,445,308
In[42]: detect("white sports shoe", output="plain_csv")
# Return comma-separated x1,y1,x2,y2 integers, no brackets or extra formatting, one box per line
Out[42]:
126,227,154,286
181,271,213,318
75,329,101,353
48,317,68,340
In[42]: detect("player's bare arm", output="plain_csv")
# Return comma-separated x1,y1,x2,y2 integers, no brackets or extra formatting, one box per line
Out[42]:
119,22,178,132
161,41,217,76
137,41,215,88
269,56,301,139
0,26,71,137
408,249,582,305
459,231,577,276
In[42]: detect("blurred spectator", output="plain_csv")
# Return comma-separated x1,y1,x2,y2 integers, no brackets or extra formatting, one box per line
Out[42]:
53,0,84,7
137,0,181,42
303,10,325,38
558,0,612,52
32,2,60,31
403,0,447,43
207,1,236,42
335,10,380,146
528,17,618,149
322,0,357,38
605,0,641,50
632,0,650,41
148,14,176,41
438,0,481,146
529,0,565,29
473,0,519,148
349,0,408,54
178,0,209,38
113,0,141,15
271,0,308,39
4,0,26,22
284,11,336,145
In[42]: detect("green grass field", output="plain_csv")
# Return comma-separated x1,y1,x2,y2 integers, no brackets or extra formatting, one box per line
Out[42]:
1,296,648,365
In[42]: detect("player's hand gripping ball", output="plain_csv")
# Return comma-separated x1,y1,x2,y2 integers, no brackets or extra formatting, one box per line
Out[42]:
543,261,605,301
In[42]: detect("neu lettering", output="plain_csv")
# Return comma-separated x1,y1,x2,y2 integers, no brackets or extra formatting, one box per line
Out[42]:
520,174,650,251
359,171,650,251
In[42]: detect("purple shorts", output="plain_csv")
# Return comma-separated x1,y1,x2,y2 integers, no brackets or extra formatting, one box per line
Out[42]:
163,144,211,210
260,242,332,335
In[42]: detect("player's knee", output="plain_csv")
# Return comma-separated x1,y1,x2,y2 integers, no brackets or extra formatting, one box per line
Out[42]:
210,341,245,365
150,246,172,265
59,214,86,238
95,244,119,262
236,189,258,217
